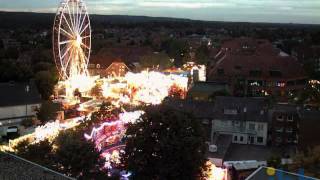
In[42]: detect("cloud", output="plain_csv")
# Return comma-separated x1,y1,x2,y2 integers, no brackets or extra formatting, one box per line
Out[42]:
137,1,229,9
1,0,320,23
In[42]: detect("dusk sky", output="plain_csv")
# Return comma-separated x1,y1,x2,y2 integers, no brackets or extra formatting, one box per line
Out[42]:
0,0,320,24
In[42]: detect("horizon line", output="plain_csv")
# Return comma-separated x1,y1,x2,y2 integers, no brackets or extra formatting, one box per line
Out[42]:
1,10,320,26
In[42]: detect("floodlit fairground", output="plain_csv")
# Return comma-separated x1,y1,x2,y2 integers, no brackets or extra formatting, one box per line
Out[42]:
0,0,227,179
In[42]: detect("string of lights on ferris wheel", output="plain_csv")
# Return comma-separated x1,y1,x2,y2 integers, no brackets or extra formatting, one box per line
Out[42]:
53,0,91,80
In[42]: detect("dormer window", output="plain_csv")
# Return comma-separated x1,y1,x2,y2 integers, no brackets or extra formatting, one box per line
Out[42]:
277,115,284,121
224,109,238,115
287,115,294,122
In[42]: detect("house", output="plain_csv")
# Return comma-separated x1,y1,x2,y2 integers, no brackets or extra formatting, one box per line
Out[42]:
211,96,269,146
269,104,299,146
105,62,130,77
207,38,307,100
0,82,41,138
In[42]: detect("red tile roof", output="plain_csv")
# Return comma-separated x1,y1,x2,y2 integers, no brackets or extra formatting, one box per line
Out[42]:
208,38,306,80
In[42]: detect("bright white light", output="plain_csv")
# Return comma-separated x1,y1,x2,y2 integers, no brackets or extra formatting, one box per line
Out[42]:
102,71,188,105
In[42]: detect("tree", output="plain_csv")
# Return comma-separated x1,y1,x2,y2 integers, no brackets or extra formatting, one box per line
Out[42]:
195,45,210,64
54,128,108,179
15,139,54,167
294,81,320,108
31,48,52,64
37,101,61,124
21,118,34,128
4,47,19,59
290,146,320,178
34,70,58,100
139,52,173,70
267,155,282,169
121,105,208,179
161,39,189,66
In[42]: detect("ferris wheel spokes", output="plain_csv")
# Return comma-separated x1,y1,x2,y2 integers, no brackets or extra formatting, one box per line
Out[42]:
53,0,91,80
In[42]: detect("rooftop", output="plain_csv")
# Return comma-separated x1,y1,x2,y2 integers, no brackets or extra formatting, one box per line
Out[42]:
164,99,215,119
246,166,320,180
208,37,306,80
0,81,41,107
0,152,74,180
213,96,269,122
270,103,299,113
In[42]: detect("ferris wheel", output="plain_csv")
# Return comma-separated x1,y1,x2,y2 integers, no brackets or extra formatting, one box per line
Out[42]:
53,0,91,80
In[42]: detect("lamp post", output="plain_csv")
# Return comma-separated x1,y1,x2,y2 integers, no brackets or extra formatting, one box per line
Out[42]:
25,85,30,119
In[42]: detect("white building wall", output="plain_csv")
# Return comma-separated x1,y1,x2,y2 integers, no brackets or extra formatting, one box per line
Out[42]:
212,119,268,146
0,103,41,136
246,121,268,145
0,104,40,120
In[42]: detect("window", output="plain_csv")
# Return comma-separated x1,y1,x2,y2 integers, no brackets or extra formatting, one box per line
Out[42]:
224,109,238,115
277,115,284,121
217,68,224,76
258,124,264,131
275,127,284,133
202,119,209,125
249,80,263,87
286,127,293,133
232,121,240,127
276,82,286,87
276,137,282,143
240,136,244,142
287,115,293,122
234,136,238,141
257,137,264,143
249,123,255,131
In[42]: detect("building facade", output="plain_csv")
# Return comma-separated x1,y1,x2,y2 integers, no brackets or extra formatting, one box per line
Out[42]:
207,38,307,100
269,104,299,146
0,82,41,137
211,97,269,146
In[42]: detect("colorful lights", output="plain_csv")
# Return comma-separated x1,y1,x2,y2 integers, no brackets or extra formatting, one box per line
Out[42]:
206,161,228,180
84,111,144,168
101,71,188,105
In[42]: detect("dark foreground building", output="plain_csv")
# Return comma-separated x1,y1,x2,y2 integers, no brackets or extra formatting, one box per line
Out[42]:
0,152,74,180
246,166,319,180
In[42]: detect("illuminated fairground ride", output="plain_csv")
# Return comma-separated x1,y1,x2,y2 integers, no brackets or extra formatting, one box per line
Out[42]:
53,0,91,80
52,0,96,101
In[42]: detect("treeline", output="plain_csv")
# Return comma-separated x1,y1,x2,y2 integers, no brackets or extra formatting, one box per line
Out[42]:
1,11,320,30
